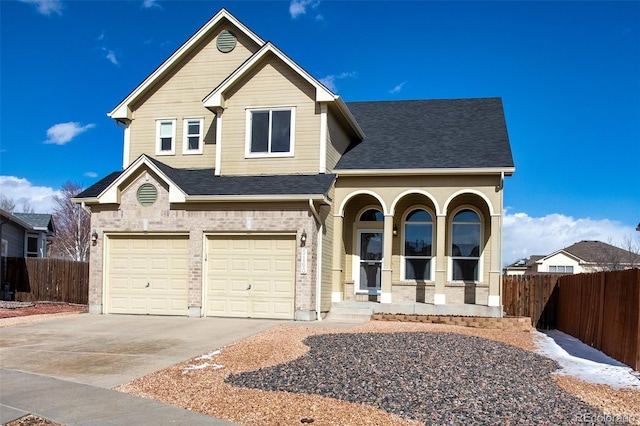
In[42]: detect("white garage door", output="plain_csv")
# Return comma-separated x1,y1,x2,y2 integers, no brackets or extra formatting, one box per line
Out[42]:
205,235,296,319
107,235,189,315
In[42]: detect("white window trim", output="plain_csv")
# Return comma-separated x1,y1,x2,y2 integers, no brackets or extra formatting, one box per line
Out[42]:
155,118,176,156
447,206,484,283
182,117,204,155
400,206,435,282
245,107,295,158
1,239,7,257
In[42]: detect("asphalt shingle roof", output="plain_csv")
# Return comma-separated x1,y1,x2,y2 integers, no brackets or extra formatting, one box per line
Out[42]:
336,97,514,170
12,213,54,230
562,240,640,264
76,158,336,199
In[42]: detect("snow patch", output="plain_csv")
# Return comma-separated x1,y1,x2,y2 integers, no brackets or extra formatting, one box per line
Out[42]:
182,349,224,374
534,329,640,389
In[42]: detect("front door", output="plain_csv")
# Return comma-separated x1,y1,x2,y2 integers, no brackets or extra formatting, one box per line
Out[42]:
357,231,382,294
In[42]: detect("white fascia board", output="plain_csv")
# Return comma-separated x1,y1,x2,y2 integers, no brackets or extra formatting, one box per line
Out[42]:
186,194,332,204
539,249,583,264
203,42,336,108
109,9,264,120
335,167,516,176
96,156,187,204
334,97,365,139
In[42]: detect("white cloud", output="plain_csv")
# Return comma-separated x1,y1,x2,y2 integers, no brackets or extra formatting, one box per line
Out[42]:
19,0,62,16
389,81,407,94
141,0,162,10
102,47,119,65
502,210,636,265
44,122,95,145
84,172,98,178
0,176,59,213
319,71,356,93
289,0,319,19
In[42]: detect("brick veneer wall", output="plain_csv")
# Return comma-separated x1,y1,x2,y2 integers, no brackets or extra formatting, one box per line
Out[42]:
88,171,318,318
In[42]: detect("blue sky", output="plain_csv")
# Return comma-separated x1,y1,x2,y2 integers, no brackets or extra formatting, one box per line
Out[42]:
1,0,639,262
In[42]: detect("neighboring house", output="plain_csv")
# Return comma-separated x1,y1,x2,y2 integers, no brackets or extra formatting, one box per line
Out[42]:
504,240,640,275
73,9,515,319
0,210,56,259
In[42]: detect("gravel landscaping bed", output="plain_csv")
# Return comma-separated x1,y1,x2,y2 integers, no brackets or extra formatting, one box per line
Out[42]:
118,322,640,425
226,332,611,425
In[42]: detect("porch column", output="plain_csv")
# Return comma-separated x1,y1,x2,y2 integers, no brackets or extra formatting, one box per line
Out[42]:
331,214,344,302
488,214,501,307
381,214,394,303
434,214,447,304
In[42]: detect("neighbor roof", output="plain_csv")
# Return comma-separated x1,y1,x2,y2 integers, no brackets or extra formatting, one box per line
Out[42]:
12,213,55,232
335,98,514,172
75,156,336,201
560,240,640,264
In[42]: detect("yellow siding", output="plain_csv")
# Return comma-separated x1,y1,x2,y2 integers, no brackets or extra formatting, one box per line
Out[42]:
326,111,352,172
220,55,320,175
127,23,260,169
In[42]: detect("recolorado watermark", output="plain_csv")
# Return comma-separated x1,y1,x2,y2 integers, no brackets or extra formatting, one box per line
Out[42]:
575,413,636,424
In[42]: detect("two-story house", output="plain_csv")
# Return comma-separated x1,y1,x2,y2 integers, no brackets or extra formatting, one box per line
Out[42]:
73,9,515,320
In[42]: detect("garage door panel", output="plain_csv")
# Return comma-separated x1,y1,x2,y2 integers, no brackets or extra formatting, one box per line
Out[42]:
107,235,189,316
206,235,295,319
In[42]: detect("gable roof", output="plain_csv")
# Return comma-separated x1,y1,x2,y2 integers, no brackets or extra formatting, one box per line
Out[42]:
108,8,264,121
335,98,514,173
203,41,364,140
12,213,55,233
560,240,640,265
0,209,33,231
74,155,336,204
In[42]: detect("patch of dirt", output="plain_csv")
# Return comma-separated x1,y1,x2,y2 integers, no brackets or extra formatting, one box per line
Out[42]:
4,414,62,426
0,302,87,318
0,302,87,328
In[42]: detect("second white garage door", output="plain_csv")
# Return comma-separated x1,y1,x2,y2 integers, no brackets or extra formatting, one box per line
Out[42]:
205,235,296,319
107,235,189,315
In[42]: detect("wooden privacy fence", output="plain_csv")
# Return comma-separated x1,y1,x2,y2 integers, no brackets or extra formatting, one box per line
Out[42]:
503,270,640,371
557,269,640,372
502,274,561,329
3,257,89,305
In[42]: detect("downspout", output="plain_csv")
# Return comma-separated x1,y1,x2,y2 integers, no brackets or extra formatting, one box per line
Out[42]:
499,171,504,316
309,199,322,321
80,202,92,216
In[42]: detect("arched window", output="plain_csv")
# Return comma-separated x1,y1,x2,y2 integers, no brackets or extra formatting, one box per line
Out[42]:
403,209,433,280
451,209,481,281
359,209,384,221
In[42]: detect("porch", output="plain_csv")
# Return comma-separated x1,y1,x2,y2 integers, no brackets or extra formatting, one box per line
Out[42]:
325,300,502,322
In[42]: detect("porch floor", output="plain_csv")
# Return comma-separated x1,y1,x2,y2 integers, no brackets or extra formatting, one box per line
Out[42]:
325,301,502,322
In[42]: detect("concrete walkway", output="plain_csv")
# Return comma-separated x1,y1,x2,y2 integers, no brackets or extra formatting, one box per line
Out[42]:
0,368,237,425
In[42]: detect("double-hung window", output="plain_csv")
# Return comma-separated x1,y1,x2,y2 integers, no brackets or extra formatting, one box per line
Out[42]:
183,118,203,154
26,234,39,257
403,209,433,281
156,119,176,155
451,209,481,281
246,107,295,156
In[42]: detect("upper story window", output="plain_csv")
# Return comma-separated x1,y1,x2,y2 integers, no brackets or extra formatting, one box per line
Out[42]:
183,118,204,154
156,119,176,155
246,107,295,157
403,209,433,281
451,209,481,281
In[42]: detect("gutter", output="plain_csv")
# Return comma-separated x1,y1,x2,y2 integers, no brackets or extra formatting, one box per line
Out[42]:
335,167,516,177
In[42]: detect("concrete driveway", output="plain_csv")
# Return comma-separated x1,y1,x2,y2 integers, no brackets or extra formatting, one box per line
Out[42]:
0,314,283,389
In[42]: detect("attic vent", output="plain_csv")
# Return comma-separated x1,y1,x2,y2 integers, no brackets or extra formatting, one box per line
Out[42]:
137,183,158,207
216,30,237,53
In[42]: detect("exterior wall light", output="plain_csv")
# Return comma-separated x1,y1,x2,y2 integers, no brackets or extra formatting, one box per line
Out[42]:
91,230,98,246
393,225,398,237
300,230,307,247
